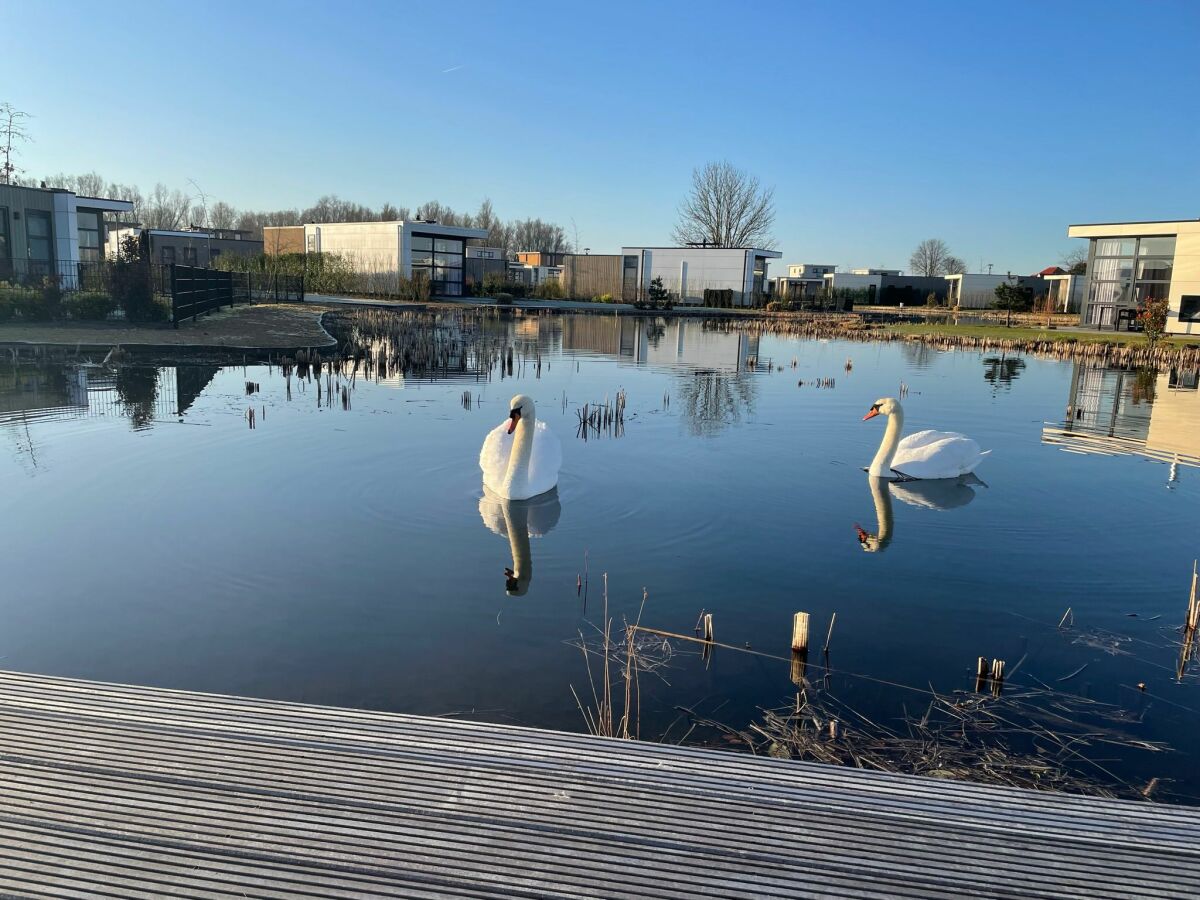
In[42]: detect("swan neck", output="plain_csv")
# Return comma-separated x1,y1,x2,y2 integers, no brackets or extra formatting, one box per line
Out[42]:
501,501,532,595
869,408,904,477
502,412,536,491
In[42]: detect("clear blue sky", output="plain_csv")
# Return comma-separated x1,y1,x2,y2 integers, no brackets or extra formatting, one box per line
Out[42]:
5,0,1198,274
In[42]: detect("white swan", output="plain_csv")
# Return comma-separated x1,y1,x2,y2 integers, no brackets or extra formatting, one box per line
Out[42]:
480,394,562,500
863,397,989,480
479,487,561,596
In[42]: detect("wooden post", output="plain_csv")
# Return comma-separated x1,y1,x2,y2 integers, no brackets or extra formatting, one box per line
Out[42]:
702,614,714,643
791,612,810,653
974,656,988,692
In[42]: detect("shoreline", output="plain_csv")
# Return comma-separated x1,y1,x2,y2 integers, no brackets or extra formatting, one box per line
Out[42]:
3,300,1198,370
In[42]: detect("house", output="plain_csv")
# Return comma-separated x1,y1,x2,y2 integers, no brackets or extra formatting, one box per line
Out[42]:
1043,272,1087,313
850,268,901,276
823,272,950,306
944,273,1047,310
301,220,489,296
776,263,836,300
1066,219,1200,334
618,246,782,306
0,183,133,285
516,252,565,268
106,226,263,267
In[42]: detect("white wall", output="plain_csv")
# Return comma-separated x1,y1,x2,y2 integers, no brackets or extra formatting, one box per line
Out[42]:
304,222,403,275
623,247,753,304
1168,230,1200,336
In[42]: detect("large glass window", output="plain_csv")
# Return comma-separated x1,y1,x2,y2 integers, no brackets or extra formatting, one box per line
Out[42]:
1139,236,1176,256
1137,258,1172,281
1090,256,1133,281
161,246,176,264
1094,238,1135,257
77,210,101,261
410,232,464,296
26,210,53,268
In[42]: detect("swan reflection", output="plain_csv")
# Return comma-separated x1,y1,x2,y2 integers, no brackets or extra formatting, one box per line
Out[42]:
478,487,561,595
855,475,982,552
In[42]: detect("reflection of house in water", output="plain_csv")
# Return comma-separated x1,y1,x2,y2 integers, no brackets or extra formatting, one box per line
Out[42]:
1042,362,1200,469
0,364,216,429
561,317,761,372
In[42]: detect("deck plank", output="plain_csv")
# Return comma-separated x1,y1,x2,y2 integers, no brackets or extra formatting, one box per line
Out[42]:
0,670,1196,898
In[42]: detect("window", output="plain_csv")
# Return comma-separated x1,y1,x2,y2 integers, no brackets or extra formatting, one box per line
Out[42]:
1180,296,1200,322
409,232,464,296
182,246,198,265
1137,258,1172,281
26,210,53,268
1093,238,1135,257
0,206,8,262
161,246,176,264
1138,236,1176,256
76,210,102,261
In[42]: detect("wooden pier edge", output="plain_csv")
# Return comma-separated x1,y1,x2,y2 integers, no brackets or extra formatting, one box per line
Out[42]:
0,669,1196,898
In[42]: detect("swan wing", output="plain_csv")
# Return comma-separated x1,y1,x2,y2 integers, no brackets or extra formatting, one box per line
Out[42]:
893,435,989,480
897,429,968,453
480,422,514,495
525,421,562,498
890,478,978,510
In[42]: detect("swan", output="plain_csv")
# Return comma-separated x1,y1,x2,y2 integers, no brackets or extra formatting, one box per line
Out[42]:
479,488,561,596
480,394,562,500
863,397,989,480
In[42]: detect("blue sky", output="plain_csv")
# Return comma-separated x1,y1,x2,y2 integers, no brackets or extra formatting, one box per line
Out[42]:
5,0,1198,274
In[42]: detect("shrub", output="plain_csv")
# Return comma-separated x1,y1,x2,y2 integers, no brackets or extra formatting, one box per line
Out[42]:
67,291,117,320
396,273,431,303
40,277,65,319
766,300,787,312
1,283,47,319
595,293,614,304
1138,297,1169,345
532,279,565,300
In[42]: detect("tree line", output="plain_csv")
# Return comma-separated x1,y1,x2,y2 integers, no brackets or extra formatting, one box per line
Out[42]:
24,171,572,258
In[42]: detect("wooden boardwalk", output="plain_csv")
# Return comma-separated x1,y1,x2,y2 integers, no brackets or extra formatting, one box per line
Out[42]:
0,670,1197,898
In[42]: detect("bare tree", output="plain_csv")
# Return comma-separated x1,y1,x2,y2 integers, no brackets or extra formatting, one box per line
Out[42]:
0,103,31,184
143,183,192,230
672,160,776,249
944,255,967,275
209,201,237,230
909,238,954,276
1061,245,1088,275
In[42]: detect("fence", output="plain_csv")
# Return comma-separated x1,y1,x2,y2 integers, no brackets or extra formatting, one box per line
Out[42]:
246,271,305,303
170,265,251,325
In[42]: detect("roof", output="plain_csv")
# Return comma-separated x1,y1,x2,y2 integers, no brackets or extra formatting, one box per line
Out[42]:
621,246,783,258
1037,266,1066,276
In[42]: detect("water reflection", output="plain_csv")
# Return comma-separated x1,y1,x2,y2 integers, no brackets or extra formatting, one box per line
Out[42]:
562,316,760,373
1042,362,1200,470
0,361,214,431
478,487,562,596
982,354,1025,392
855,475,981,552
675,370,756,437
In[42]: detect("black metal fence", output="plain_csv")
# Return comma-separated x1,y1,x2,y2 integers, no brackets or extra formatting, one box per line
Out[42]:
170,266,249,325
246,270,305,303
0,257,170,294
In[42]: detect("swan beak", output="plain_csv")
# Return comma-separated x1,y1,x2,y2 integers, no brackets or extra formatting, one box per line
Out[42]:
854,523,869,543
862,408,880,421
506,408,521,434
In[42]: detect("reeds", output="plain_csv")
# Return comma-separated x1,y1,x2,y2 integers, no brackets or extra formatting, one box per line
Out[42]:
575,390,626,441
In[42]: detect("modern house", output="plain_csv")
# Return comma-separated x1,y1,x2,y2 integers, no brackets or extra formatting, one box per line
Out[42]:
823,271,949,306
0,183,133,284
850,268,901,276
1043,271,1087,313
618,246,782,306
516,252,565,268
776,263,836,299
944,273,1047,310
1066,219,1200,334
302,220,489,296
106,227,263,267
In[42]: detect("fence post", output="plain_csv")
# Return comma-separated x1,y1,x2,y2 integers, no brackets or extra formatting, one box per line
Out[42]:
170,264,179,328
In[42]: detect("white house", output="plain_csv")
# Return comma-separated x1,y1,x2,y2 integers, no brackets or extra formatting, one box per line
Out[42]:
945,273,1047,310
776,263,836,299
302,220,488,296
1044,272,1087,313
1067,219,1200,334
618,246,782,306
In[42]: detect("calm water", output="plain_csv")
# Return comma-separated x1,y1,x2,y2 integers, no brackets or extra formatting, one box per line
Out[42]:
3,311,1199,800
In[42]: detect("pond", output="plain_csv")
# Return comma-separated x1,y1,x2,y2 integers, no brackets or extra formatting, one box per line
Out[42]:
3,310,1199,801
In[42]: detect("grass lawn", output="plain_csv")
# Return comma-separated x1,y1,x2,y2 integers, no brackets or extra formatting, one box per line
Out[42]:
885,321,1200,347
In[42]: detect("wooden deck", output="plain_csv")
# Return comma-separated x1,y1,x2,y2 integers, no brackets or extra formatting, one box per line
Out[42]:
0,670,1197,898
